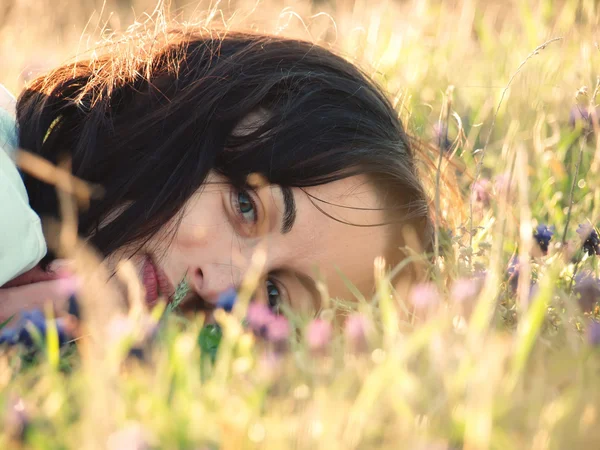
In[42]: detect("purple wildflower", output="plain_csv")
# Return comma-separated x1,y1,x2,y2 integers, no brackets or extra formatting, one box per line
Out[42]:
574,272,600,313
216,287,237,312
534,224,554,254
246,303,275,338
16,310,46,347
265,316,290,352
471,178,492,207
0,309,72,349
587,321,600,346
306,319,333,354
344,314,371,353
409,283,440,310
569,105,598,133
451,277,483,304
577,224,600,256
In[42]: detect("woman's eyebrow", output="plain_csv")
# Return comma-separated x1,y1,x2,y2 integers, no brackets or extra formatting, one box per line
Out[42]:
280,187,296,234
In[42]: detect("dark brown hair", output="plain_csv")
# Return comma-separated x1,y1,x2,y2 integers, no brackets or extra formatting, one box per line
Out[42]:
16,29,433,264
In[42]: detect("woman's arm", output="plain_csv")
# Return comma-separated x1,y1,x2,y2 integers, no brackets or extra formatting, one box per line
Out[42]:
0,277,76,324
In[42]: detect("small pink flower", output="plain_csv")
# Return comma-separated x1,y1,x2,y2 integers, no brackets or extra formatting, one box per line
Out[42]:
451,277,483,305
306,319,332,353
246,303,275,337
494,172,513,197
471,178,492,206
409,283,440,310
266,316,291,353
107,423,150,450
344,314,371,353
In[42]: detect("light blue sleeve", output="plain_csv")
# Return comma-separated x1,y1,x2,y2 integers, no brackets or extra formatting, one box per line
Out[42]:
0,86,47,286
0,108,17,150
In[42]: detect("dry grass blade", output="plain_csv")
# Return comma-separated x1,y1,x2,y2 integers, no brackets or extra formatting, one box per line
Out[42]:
434,85,454,265
469,37,563,252
16,150,104,208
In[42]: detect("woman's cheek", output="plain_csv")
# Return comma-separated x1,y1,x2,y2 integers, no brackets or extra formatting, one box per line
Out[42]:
173,220,211,249
172,199,233,252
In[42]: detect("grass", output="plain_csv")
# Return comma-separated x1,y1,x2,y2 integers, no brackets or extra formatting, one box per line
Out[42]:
2,0,600,448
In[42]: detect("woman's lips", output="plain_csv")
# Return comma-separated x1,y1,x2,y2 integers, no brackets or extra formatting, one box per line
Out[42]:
141,255,175,306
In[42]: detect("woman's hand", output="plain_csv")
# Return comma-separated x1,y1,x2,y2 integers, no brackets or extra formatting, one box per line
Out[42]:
0,263,78,324
0,278,78,324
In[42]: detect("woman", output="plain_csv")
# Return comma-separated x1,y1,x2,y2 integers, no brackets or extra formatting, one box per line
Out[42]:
0,29,433,319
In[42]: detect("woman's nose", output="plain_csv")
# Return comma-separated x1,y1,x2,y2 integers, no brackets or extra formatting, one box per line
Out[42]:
188,264,239,306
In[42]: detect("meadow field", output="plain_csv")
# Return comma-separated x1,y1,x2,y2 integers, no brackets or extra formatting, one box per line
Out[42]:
2,0,600,448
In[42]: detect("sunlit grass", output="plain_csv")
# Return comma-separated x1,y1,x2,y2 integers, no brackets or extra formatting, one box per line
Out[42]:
2,0,600,448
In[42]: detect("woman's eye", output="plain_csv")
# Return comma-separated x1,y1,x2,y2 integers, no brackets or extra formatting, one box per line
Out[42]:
266,279,281,313
235,189,257,224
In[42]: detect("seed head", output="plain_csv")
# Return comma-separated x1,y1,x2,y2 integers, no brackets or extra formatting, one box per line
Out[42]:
433,121,452,151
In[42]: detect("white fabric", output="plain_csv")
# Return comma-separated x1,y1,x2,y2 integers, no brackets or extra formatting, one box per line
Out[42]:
0,85,46,285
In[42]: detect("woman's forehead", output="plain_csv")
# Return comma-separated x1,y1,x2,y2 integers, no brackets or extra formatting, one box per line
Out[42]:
301,176,386,223
271,175,390,298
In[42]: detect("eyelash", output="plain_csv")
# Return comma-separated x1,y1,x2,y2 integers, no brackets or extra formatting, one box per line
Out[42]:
231,187,259,225
266,277,283,313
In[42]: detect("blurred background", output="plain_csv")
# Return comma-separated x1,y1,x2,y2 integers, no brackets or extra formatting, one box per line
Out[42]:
2,0,598,157
2,0,598,103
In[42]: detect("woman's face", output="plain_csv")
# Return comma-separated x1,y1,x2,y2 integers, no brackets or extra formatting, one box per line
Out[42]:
113,173,392,314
